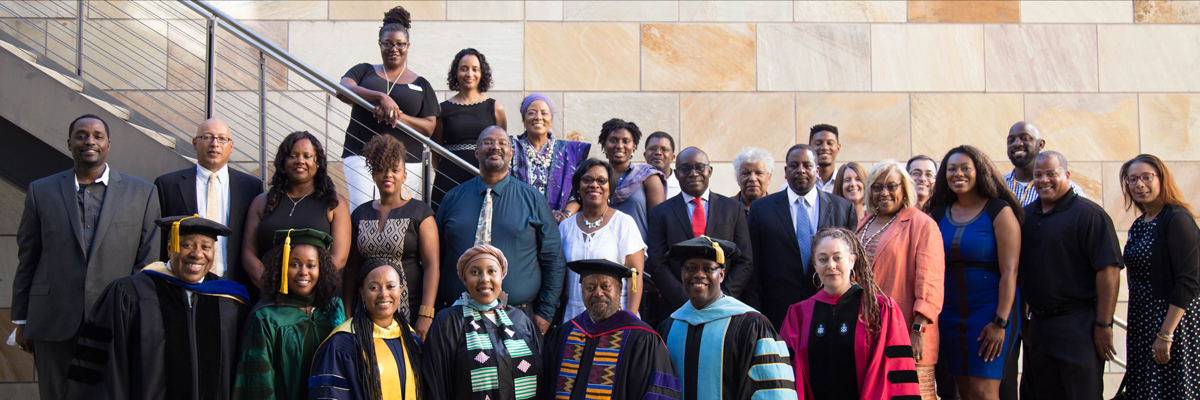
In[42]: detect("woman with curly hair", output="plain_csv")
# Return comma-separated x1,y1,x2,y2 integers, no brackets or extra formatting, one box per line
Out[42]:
780,227,922,399
242,131,352,293
430,48,507,211
925,145,1023,400
233,229,345,400
309,259,423,400
347,134,439,339
339,6,440,208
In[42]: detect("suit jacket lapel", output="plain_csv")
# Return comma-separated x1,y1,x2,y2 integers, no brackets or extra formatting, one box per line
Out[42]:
671,196,694,239
226,172,246,227
178,170,199,215
704,194,723,235
89,172,123,259
59,171,86,254
816,192,834,229
773,193,800,250
876,210,910,257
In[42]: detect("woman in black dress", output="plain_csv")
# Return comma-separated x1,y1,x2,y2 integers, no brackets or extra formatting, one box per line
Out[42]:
430,48,507,211
1120,154,1200,399
346,134,440,340
338,6,440,209
242,131,352,294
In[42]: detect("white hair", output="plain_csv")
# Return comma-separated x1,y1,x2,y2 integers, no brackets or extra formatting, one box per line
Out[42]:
732,147,775,180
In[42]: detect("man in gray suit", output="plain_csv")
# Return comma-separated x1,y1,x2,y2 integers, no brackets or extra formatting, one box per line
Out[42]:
12,114,160,400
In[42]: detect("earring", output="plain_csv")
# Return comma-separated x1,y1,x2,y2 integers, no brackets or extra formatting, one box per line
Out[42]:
812,272,823,289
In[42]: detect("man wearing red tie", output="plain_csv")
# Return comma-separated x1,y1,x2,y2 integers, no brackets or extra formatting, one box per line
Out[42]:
645,147,753,328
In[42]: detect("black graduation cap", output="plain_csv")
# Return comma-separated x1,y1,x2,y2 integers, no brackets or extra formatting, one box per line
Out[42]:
156,215,232,253
668,236,740,266
272,229,334,295
567,259,640,292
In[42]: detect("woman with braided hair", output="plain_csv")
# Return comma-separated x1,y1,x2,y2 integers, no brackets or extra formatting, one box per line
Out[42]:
780,227,921,400
309,259,423,399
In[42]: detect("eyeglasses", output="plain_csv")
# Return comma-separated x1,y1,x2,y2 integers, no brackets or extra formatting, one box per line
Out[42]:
870,183,902,193
197,135,232,145
581,177,609,186
681,265,723,275
908,170,935,180
646,145,673,154
478,139,510,149
379,41,409,50
677,163,710,175
1124,173,1159,186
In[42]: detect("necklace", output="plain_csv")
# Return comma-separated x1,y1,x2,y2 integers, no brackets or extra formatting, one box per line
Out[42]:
382,62,407,96
858,213,898,246
286,188,316,217
583,206,609,229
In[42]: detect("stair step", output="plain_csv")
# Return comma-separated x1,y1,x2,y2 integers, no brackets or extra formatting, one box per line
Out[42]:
33,63,83,92
0,38,37,63
131,124,176,149
81,93,131,121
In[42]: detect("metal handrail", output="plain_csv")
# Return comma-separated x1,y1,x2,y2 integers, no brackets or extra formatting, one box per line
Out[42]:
177,0,480,177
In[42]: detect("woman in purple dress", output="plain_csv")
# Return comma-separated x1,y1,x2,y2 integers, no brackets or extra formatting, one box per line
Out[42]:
509,94,591,221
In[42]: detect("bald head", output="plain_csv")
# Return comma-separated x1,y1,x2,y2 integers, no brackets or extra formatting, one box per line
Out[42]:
676,147,712,197
1006,121,1045,168
193,118,233,171
1008,121,1041,139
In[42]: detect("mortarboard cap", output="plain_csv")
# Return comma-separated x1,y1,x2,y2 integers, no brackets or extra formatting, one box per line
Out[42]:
272,229,333,294
156,215,232,254
567,259,640,292
668,236,740,266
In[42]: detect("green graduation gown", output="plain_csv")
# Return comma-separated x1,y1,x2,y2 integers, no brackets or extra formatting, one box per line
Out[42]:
233,294,345,400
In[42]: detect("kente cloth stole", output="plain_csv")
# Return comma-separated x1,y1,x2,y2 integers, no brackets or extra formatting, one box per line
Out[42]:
554,325,626,400
463,306,538,400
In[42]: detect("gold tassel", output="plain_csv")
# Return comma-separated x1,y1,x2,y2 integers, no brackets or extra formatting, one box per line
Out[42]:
169,215,200,254
280,229,292,295
631,269,638,293
703,235,725,264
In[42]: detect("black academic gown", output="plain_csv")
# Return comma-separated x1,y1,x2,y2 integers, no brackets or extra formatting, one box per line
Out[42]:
540,310,682,400
421,304,544,400
64,267,249,400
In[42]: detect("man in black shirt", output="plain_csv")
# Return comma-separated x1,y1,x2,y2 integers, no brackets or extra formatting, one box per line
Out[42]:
1018,151,1122,399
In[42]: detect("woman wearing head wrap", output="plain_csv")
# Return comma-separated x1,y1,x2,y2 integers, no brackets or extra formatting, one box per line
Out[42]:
234,229,345,400
509,93,592,220
420,245,543,400
309,259,422,399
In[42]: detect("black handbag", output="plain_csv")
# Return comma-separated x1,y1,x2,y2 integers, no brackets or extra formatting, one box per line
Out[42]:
1110,373,1128,400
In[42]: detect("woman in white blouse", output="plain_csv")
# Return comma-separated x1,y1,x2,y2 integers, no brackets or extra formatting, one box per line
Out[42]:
558,158,647,322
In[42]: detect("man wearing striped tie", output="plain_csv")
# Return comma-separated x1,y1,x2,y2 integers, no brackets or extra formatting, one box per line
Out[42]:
541,259,681,400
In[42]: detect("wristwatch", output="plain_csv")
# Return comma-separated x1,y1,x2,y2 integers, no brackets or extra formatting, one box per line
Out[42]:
992,315,1009,329
911,322,927,334
1094,320,1114,328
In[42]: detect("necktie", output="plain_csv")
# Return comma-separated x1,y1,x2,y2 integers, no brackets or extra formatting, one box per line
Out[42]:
205,173,222,276
475,188,493,246
691,197,706,238
796,198,813,273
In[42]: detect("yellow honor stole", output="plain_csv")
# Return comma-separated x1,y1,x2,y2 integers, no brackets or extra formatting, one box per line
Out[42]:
327,319,418,399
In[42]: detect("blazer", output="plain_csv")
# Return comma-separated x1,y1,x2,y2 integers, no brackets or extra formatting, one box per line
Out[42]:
154,166,263,295
1134,205,1200,309
748,189,858,329
855,206,945,365
646,192,754,309
12,169,160,341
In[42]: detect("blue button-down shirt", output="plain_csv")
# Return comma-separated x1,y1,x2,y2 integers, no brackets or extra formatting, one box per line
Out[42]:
436,175,565,321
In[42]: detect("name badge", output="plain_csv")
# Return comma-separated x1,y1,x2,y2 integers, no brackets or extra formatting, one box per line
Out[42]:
407,83,422,92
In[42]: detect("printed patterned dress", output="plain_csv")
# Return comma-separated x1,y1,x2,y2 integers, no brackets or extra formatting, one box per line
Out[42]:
351,200,435,324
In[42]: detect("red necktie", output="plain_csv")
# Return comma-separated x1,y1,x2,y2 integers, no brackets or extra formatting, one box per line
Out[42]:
691,197,706,238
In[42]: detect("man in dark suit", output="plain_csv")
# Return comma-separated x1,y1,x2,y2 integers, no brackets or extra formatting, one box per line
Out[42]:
646,147,753,326
12,114,160,400
748,144,857,329
154,118,263,300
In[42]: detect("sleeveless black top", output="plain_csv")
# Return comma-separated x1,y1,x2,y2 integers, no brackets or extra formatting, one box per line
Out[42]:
439,98,496,145
256,193,333,253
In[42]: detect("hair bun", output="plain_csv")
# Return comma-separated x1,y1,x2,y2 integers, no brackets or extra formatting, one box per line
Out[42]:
383,6,411,30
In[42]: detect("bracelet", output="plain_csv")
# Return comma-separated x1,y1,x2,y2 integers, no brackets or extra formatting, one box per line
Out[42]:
992,315,1009,329
1157,333,1175,343
419,305,436,319
1094,321,1114,328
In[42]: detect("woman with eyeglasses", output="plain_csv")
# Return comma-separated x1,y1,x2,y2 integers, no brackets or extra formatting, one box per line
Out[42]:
338,6,440,209
598,118,665,242
925,146,1023,400
1119,154,1200,399
853,160,946,400
558,159,646,322
509,94,591,221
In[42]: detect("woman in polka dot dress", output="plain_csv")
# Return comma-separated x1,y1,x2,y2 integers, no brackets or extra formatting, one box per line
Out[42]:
1120,154,1200,399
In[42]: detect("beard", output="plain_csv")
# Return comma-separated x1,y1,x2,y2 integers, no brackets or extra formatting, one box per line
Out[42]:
586,298,620,322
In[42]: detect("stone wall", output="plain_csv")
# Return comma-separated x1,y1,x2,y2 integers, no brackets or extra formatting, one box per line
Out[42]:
5,0,1200,397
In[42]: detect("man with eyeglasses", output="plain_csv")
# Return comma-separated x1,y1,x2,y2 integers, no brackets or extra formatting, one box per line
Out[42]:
659,236,798,400
154,118,264,300
1018,151,1122,399
748,144,857,329
436,126,565,335
644,131,681,199
645,147,753,328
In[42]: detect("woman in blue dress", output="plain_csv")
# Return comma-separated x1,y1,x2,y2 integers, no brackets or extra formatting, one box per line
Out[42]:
509,93,591,222
925,145,1022,400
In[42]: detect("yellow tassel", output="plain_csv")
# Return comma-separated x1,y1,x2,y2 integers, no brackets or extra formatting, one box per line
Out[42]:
631,269,638,292
703,235,725,264
169,215,200,254
281,229,292,295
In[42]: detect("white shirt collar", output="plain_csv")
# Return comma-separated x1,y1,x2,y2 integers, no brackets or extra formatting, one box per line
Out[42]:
74,163,110,191
787,185,818,207
681,188,711,204
196,163,229,183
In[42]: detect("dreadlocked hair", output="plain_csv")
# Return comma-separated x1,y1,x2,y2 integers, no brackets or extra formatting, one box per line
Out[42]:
263,131,338,217
353,259,422,400
925,145,1024,224
810,227,887,335
258,245,341,317
379,6,411,40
